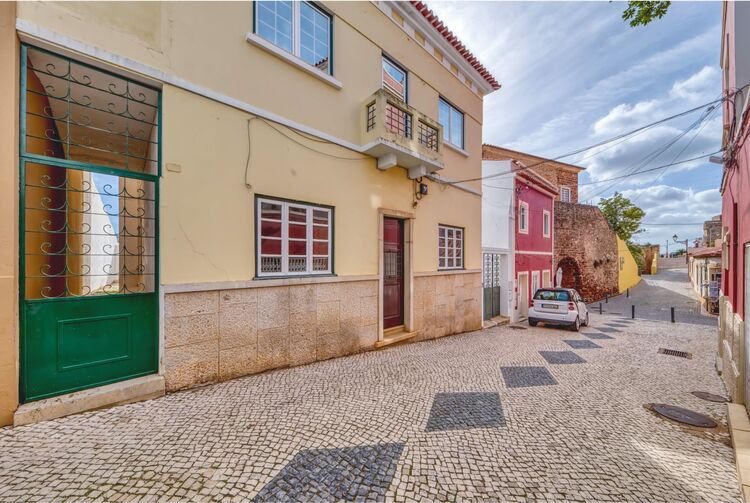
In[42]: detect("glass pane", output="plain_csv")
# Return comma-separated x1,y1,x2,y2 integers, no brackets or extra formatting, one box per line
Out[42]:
288,240,306,256
261,201,282,220
313,225,328,240
288,256,307,272
383,58,406,100
261,238,281,255
312,256,328,272
300,2,331,74
289,223,306,239
439,100,450,141
447,258,454,268
289,206,307,222
24,47,159,175
256,1,293,53
450,107,463,148
313,241,328,255
24,162,156,298
260,256,282,273
313,209,328,225
261,219,281,237
439,247,445,258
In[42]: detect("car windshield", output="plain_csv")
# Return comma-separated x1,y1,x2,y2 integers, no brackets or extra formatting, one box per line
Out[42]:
534,290,570,301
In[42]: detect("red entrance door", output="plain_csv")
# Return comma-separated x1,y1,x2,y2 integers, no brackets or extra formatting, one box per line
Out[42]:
383,218,404,329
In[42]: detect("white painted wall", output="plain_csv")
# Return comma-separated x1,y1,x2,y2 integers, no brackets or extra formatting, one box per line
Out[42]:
482,160,514,252
481,160,515,319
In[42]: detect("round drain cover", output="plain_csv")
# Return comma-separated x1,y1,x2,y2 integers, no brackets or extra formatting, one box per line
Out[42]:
651,403,717,428
691,391,729,403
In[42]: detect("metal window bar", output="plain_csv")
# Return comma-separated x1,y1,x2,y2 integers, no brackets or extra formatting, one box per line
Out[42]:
384,102,412,139
366,101,376,132
417,121,439,152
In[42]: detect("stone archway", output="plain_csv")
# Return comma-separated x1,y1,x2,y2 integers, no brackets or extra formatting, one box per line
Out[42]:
557,257,582,292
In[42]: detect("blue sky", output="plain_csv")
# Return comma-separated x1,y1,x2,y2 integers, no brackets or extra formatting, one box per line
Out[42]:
430,1,723,247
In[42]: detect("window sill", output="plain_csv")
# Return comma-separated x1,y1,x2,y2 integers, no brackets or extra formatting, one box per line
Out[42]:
246,33,343,90
443,142,470,157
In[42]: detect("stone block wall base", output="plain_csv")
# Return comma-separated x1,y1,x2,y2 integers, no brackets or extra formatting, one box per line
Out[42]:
728,403,750,502
13,375,165,426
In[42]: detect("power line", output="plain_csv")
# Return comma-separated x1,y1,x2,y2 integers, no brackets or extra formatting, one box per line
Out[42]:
580,104,717,201
575,150,723,186
453,95,730,185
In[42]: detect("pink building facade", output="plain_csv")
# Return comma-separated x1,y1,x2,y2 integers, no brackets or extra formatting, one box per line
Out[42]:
719,0,750,405
513,169,558,320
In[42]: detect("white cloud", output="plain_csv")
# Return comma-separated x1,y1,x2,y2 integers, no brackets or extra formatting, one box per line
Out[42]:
670,66,720,101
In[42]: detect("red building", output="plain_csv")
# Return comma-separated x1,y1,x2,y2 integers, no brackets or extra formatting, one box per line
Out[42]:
513,168,558,320
719,1,750,405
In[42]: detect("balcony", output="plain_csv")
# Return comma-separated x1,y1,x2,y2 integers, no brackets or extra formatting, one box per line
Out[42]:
361,89,444,179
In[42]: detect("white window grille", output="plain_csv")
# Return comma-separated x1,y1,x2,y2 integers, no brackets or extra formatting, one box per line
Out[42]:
560,186,572,203
257,197,332,277
438,225,464,270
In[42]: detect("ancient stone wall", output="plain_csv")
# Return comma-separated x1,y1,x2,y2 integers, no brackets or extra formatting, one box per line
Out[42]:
553,202,618,302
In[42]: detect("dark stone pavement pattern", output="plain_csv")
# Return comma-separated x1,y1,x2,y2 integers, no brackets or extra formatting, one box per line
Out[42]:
425,392,505,432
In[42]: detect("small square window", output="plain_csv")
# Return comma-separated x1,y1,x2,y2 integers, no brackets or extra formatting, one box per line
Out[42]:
438,225,464,270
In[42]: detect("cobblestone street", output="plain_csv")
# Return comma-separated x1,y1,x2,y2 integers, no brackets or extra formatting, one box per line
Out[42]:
0,308,740,502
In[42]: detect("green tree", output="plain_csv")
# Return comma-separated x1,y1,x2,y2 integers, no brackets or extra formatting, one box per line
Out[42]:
622,1,671,27
599,192,646,271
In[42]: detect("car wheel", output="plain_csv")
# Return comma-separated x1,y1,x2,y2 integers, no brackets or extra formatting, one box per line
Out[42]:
572,317,580,332
529,319,538,327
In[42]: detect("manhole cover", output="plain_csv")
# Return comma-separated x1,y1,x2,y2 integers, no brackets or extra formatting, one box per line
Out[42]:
650,403,717,428
691,391,729,403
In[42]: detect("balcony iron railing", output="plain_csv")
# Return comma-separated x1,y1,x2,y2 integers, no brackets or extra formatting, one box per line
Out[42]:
361,89,443,176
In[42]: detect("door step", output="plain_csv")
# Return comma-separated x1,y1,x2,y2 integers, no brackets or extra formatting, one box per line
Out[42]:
14,374,165,426
376,326,417,348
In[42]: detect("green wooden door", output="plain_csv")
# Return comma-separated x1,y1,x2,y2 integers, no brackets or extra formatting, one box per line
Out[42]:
20,45,160,402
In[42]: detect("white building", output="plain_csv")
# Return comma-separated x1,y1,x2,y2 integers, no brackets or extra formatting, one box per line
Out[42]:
481,159,515,322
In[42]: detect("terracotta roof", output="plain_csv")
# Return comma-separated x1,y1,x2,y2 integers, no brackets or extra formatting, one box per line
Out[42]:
689,246,721,258
482,144,585,173
410,1,500,91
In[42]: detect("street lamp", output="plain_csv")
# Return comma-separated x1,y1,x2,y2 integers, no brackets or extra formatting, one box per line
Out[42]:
673,234,688,264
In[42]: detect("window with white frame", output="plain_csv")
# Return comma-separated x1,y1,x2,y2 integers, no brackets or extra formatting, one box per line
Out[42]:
560,186,572,203
543,210,551,238
382,56,407,101
518,201,529,234
531,271,539,297
542,270,551,288
255,1,332,74
257,197,332,276
438,225,463,270
438,98,464,149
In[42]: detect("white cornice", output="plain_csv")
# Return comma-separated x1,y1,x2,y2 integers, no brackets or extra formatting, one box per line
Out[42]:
386,1,496,96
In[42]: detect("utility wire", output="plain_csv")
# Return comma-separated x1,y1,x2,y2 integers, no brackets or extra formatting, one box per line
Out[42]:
452,95,730,185
580,103,718,201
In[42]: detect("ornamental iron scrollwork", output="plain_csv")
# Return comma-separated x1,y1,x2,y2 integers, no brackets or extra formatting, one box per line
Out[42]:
24,46,159,175
24,162,156,299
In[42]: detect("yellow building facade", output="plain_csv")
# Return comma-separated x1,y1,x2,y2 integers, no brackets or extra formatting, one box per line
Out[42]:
0,1,498,424
617,237,640,293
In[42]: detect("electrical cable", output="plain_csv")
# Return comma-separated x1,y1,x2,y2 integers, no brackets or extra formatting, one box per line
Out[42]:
451,95,731,185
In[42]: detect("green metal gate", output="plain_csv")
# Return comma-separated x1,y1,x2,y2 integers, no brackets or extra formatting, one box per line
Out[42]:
483,253,502,320
20,45,160,402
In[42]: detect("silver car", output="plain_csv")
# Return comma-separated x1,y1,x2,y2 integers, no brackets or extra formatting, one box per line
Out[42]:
528,288,590,331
